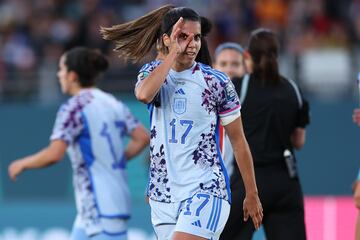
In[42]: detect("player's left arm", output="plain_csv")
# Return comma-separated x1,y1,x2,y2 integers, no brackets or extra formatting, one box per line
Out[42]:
8,140,67,181
216,75,262,228
224,116,263,229
292,97,310,149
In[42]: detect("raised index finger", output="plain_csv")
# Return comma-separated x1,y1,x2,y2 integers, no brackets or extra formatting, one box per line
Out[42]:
170,17,184,37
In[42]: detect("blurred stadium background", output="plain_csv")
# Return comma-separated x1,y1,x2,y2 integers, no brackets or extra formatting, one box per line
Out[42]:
0,0,359,239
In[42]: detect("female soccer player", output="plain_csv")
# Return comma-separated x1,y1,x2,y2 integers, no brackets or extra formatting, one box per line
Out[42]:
102,5,263,240
8,47,149,240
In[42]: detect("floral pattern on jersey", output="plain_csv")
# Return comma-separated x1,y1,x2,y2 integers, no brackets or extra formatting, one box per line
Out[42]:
192,123,228,199
192,123,217,168
199,63,240,116
148,143,171,202
201,85,217,114
51,90,94,144
73,160,100,228
150,126,157,139
217,80,239,114
199,168,227,198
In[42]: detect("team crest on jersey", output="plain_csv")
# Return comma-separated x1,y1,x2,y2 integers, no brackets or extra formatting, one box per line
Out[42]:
173,98,187,114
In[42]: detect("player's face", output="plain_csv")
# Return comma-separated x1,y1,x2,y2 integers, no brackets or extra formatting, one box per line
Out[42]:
214,49,246,79
176,20,201,68
57,55,71,94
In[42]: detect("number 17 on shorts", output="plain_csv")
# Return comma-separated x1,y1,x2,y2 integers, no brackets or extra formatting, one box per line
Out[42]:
175,193,230,240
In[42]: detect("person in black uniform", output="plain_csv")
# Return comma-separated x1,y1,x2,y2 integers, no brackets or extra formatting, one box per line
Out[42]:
220,28,310,240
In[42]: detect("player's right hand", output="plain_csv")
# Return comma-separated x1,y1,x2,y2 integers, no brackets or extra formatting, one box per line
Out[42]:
169,17,194,55
8,160,25,181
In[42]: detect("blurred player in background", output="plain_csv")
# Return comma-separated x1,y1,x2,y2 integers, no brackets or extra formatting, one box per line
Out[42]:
219,29,310,240
8,47,149,240
213,42,251,80
101,5,262,240
352,108,360,239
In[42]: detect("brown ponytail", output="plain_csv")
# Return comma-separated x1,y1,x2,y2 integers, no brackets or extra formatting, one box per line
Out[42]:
258,53,279,84
101,5,213,65
248,28,281,85
100,5,175,62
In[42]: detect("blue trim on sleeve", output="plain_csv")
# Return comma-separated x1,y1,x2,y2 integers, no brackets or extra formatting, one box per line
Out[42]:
139,60,161,73
139,63,150,72
215,118,231,203
358,169,360,180
198,63,228,83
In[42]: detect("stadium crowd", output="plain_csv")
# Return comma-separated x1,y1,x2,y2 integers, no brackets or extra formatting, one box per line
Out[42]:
0,0,358,100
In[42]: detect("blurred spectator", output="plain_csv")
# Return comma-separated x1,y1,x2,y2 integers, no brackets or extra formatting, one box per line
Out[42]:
0,0,357,101
350,0,360,42
38,42,64,103
254,0,289,32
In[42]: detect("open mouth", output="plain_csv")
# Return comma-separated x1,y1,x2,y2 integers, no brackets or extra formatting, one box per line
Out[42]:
185,52,196,57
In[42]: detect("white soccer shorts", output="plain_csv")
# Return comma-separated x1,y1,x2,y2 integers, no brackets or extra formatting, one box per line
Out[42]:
149,193,230,240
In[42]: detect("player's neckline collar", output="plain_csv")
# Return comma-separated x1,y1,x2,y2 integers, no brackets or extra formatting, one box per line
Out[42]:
170,62,197,74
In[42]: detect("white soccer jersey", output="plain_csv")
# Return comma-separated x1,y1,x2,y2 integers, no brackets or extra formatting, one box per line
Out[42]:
50,88,139,235
137,61,241,203
222,134,235,177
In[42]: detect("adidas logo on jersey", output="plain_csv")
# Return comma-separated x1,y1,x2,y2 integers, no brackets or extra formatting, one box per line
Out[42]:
191,220,202,227
175,88,186,95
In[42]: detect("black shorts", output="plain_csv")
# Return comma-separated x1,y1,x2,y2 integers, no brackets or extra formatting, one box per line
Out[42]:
220,162,307,240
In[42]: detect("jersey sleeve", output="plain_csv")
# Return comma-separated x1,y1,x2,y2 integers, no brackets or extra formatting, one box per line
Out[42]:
136,60,162,87
50,102,84,145
289,80,310,128
296,98,310,128
121,103,140,136
216,76,241,122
